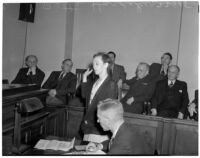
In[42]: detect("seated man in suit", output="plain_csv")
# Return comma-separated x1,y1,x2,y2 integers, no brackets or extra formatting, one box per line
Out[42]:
12,55,45,86
107,51,126,88
151,65,189,119
86,99,153,155
149,52,172,82
121,62,155,114
42,59,77,106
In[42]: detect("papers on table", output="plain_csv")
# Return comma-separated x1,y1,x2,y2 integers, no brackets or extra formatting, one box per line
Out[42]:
34,137,75,151
63,149,106,155
83,134,109,143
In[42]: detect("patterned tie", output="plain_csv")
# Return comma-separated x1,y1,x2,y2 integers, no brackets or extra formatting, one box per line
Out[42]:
59,73,65,80
169,81,174,88
108,137,114,151
160,70,165,76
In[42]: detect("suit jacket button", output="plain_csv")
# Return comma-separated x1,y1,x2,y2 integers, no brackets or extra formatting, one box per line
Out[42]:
85,120,88,124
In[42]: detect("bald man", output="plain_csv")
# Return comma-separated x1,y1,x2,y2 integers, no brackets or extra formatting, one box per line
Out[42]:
151,65,189,119
121,62,155,114
12,55,45,85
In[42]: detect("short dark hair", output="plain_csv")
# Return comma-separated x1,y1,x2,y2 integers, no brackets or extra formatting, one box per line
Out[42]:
93,52,112,76
93,52,112,65
62,59,73,66
25,55,38,62
107,51,116,58
163,52,172,60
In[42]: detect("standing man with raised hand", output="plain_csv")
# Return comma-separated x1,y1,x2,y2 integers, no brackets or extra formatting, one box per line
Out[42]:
81,52,118,148
12,55,45,86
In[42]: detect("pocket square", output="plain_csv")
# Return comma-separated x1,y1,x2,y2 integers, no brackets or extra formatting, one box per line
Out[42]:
142,83,148,85
179,90,183,93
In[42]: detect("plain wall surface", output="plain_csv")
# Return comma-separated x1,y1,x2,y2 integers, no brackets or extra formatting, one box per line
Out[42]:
3,4,27,82
178,3,198,101
25,3,68,83
72,2,181,76
72,2,198,100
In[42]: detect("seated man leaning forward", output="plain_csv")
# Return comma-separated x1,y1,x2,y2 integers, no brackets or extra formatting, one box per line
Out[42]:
121,62,155,114
86,99,153,155
42,59,77,106
151,65,189,119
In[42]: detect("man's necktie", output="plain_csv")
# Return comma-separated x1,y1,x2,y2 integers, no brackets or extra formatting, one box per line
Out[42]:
108,138,114,150
169,81,174,88
160,70,165,76
29,71,33,76
59,73,65,80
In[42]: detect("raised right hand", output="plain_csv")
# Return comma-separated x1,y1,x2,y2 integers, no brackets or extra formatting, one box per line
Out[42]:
151,108,157,116
83,69,93,82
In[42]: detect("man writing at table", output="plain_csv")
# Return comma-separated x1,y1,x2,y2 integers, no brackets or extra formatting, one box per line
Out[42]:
86,99,153,155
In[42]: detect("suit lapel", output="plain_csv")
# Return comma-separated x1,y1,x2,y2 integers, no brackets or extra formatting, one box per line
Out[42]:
111,122,125,147
90,76,109,105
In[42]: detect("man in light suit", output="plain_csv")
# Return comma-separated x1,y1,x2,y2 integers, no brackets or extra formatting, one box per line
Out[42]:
151,65,189,119
42,59,77,106
149,52,172,82
86,99,153,155
121,63,155,114
12,55,45,86
107,51,126,87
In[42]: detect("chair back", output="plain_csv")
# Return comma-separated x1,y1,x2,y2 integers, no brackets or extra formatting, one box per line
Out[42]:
3,79,9,84
76,69,86,88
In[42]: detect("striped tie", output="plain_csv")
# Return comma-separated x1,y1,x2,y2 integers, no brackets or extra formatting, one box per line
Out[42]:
108,138,114,151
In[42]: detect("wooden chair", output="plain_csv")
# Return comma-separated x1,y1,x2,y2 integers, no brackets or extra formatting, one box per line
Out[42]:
65,69,86,105
76,69,86,89
3,79,9,84
12,97,49,154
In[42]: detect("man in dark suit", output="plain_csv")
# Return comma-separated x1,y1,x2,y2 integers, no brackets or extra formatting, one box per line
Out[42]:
86,99,153,155
121,62,155,114
12,55,45,86
149,52,172,82
42,59,77,106
107,51,126,87
151,65,189,119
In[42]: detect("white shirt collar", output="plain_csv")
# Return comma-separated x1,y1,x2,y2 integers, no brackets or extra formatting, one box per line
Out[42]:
168,79,176,85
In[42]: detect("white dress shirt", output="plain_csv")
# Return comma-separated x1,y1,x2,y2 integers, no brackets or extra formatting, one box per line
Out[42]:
89,76,107,104
168,79,176,86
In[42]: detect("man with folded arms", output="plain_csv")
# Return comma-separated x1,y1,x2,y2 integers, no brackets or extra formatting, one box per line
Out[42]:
151,65,189,119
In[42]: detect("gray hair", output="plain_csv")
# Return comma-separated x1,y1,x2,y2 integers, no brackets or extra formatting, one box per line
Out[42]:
97,99,124,120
